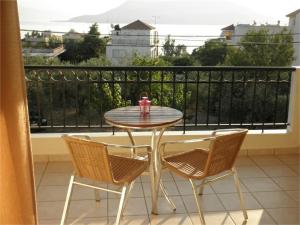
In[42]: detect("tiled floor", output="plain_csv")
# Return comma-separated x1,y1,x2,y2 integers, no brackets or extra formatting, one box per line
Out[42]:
35,154,299,225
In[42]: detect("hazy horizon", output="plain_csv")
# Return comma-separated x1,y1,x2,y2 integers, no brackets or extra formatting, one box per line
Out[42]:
19,0,299,26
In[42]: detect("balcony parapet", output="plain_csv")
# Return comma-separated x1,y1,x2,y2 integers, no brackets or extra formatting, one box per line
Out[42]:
26,66,299,160
25,66,295,132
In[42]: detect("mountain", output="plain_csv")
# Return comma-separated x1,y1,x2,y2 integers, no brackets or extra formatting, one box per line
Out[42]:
69,0,265,25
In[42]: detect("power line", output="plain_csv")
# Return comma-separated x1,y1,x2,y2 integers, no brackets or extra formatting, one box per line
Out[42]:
20,28,300,39
21,39,300,48
22,31,300,47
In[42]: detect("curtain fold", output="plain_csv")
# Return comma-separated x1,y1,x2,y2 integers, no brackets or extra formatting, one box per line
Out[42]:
0,0,37,224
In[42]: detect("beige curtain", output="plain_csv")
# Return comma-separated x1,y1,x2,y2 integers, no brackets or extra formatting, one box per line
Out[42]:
0,0,37,224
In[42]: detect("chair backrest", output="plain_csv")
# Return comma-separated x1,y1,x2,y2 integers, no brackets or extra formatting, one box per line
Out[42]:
205,129,248,176
62,135,114,183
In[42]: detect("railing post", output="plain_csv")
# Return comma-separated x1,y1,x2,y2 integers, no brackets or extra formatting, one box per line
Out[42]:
287,68,299,133
183,71,188,134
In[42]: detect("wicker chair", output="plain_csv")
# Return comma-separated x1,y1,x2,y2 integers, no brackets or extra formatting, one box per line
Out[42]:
67,135,103,204
60,135,151,225
160,129,248,225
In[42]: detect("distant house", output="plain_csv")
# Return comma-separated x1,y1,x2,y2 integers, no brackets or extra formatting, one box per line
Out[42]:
220,9,300,66
220,24,235,41
22,46,65,58
287,9,300,66
63,30,84,41
23,31,63,47
106,20,159,65
22,31,64,58
220,23,288,45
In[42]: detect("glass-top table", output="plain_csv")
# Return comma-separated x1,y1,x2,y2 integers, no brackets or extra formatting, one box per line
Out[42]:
104,106,182,214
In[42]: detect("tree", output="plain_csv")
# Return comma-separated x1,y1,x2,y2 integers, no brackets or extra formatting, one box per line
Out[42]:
162,35,176,57
26,30,42,38
191,38,228,66
23,30,63,49
127,55,190,109
60,24,107,63
47,36,63,49
24,56,123,129
80,23,106,61
220,28,294,125
23,30,44,48
162,35,191,65
171,56,194,66
23,55,65,65
59,39,82,63
224,28,294,66
174,44,187,56
162,35,189,59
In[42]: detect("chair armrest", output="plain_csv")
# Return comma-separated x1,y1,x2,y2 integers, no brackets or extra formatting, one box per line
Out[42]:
106,143,151,149
212,128,248,136
69,135,91,140
106,143,152,159
159,137,214,155
160,137,214,146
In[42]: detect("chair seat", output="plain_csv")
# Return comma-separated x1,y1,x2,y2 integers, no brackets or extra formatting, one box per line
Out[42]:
110,155,148,184
164,149,209,180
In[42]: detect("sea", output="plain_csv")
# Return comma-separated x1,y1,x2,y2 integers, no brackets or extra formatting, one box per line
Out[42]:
20,21,226,53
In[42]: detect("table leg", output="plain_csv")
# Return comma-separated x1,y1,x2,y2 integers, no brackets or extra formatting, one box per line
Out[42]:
150,129,158,214
126,127,166,215
151,128,166,214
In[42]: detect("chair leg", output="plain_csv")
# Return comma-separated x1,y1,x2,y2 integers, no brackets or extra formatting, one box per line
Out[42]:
160,181,176,211
189,179,206,225
93,181,101,205
232,168,248,220
122,181,135,211
115,185,128,225
198,179,205,195
94,189,101,206
60,175,75,225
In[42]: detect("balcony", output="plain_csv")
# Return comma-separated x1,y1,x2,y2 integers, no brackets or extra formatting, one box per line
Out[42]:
28,66,299,224
35,155,299,224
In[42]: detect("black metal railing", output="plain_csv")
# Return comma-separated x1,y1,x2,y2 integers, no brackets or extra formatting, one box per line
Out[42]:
25,66,295,133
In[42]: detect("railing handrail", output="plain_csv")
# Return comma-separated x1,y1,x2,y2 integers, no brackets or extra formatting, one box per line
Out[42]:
24,65,296,72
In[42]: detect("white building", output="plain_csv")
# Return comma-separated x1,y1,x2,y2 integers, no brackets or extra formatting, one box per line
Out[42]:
221,9,300,66
106,20,159,65
287,9,300,66
221,23,288,45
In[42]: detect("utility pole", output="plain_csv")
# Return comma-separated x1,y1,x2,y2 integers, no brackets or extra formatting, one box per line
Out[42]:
152,16,160,25
152,16,160,57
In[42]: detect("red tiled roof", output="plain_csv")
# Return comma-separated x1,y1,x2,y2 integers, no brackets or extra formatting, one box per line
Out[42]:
221,24,235,31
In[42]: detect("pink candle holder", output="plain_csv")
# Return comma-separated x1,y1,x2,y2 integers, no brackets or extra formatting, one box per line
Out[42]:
138,95,151,116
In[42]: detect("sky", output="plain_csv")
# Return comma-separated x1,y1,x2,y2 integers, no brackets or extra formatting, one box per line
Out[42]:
18,0,299,24
18,0,127,22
